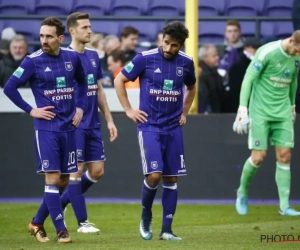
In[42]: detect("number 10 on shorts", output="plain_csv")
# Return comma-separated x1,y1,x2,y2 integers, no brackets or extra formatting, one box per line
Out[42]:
68,151,76,166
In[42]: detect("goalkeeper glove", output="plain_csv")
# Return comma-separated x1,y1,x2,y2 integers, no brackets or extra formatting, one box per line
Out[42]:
291,105,296,123
233,106,250,135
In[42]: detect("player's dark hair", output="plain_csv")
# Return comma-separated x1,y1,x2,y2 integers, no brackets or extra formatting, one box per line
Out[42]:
162,21,189,45
41,17,65,37
120,26,139,38
66,12,90,29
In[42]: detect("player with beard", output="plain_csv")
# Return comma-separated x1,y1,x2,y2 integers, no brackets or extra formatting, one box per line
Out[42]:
114,21,196,241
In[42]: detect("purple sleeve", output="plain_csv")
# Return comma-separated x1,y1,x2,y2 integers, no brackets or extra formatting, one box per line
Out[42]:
74,54,87,111
3,56,35,113
96,55,103,80
184,60,196,86
121,53,146,81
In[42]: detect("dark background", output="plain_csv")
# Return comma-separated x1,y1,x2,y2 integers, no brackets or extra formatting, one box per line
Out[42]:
1,113,300,200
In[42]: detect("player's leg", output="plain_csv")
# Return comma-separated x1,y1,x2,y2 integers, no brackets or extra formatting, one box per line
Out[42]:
138,130,163,240
29,130,60,242
82,129,105,195
236,118,268,215
60,128,88,229
46,173,72,243
271,120,300,216
75,128,106,233
159,127,185,241
61,128,85,210
59,130,91,239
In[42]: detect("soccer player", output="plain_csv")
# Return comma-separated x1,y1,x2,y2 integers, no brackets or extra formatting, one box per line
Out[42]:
233,31,300,216
59,12,118,233
3,17,87,243
114,21,196,241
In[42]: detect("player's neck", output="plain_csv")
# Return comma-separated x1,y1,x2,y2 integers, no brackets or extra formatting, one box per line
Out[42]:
281,39,289,53
47,48,60,56
70,41,85,53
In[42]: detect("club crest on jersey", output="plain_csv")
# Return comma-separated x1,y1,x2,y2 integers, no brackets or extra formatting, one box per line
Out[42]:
90,59,97,67
176,67,183,77
77,150,82,158
42,160,49,168
295,60,299,68
151,161,158,169
65,62,73,71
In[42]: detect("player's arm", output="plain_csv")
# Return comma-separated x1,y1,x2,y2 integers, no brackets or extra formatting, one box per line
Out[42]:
114,54,148,123
74,55,88,111
3,56,55,120
180,60,196,125
239,54,266,107
290,70,298,122
96,60,117,141
73,54,88,127
233,48,267,134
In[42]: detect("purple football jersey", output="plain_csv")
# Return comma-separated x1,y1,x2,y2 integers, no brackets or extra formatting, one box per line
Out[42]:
71,47,103,129
4,48,87,132
121,48,196,133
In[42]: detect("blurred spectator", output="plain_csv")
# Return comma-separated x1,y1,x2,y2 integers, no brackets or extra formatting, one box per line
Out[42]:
198,44,229,114
120,26,139,62
292,0,300,30
156,30,163,47
1,27,16,41
107,50,127,78
0,39,10,60
150,30,163,49
0,35,28,88
218,20,244,78
228,37,261,112
99,35,121,88
100,35,121,72
107,50,139,89
87,33,105,59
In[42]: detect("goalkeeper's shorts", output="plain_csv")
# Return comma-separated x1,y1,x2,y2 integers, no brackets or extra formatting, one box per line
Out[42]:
248,118,294,150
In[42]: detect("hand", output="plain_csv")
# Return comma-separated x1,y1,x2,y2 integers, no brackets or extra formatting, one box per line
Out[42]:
107,121,118,142
72,108,83,127
233,106,250,135
30,106,56,120
179,114,187,126
291,105,296,123
125,108,148,124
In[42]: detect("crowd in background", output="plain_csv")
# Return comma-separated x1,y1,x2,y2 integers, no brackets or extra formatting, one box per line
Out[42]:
1,1,300,114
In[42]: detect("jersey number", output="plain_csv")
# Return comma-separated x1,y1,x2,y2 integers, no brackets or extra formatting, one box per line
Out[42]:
68,151,76,166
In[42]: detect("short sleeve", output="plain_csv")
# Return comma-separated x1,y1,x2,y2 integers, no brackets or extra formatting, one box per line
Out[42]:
121,53,146,82
93,52,103,80
10,56,35,87
246,47,269,78
184,60,196,86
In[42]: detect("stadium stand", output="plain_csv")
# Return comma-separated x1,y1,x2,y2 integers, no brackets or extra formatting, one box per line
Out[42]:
264,0,293,16
0,0,294,51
